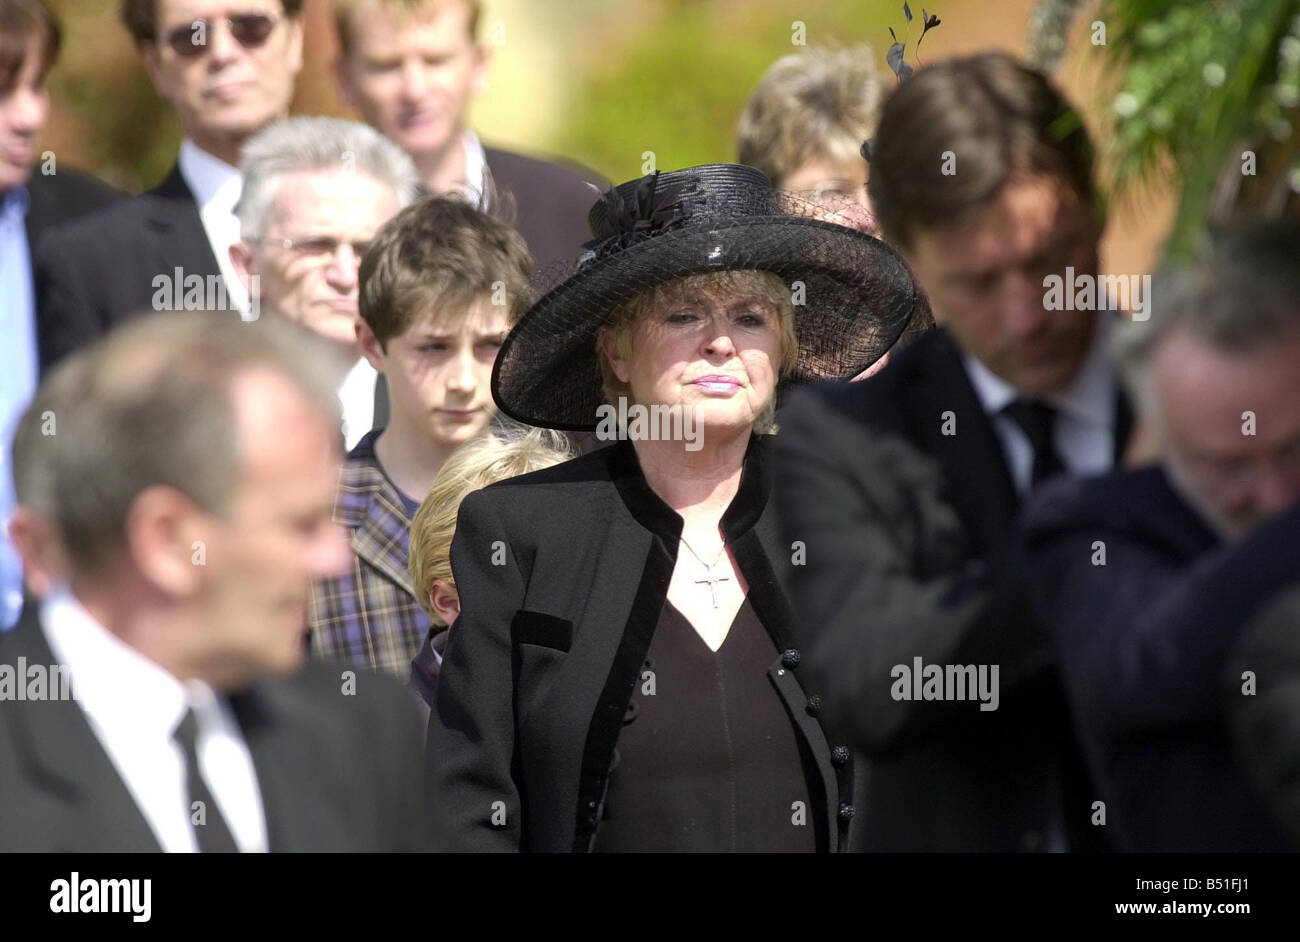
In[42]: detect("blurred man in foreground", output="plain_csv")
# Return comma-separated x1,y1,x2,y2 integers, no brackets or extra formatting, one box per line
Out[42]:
0,313,431,851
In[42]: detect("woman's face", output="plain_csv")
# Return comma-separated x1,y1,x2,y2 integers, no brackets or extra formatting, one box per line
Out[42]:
605,277,783,439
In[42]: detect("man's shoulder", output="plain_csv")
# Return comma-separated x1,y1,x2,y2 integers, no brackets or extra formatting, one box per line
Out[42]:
332,432,389,523
34,188,154,259
781,329,945,434
26,167,121,221
1023,465,1213,551
483,144,605,195
256,658,420,730
35,165,188,252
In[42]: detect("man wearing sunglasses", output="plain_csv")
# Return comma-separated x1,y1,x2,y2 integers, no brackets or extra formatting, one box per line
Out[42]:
33,0,304,373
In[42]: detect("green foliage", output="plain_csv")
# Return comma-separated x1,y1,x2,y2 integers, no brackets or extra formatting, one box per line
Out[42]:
1094,0,1300,259
556,0,904,183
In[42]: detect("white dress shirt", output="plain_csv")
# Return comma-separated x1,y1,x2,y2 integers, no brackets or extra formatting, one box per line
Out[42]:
39,587,268,852
178,139,249,315
339,356,379,450
963,312,1117,496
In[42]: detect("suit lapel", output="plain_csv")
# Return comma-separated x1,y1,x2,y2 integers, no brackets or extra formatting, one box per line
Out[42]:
142,164,222,281
909,330,1021,554
3,606,161,851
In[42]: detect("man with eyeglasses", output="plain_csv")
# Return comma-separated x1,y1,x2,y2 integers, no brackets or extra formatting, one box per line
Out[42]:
33,0,304,373
229,116,420,449
1023,220,1300,851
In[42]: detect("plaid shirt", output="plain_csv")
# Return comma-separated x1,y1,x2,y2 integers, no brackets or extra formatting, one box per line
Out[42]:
309,430,430,678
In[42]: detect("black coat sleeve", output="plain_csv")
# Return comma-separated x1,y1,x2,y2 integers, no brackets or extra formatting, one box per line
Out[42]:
426,489,527,851
771,386,1041,756
1225,586,1300,849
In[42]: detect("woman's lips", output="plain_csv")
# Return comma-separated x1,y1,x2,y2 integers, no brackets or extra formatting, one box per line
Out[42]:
692,375,742,393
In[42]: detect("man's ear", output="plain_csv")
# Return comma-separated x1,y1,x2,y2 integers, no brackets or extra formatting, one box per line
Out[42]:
8,506,67,597
357,317,386,371
429,579,461,626
124,486,208,598
229,241,256,292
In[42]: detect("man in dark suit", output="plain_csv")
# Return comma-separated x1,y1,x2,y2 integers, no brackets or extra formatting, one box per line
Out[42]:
1023,221,1300,851
1,0,119,631
333,0,604,273
33,0,306,372
0,312,431,851
772,53,1131,851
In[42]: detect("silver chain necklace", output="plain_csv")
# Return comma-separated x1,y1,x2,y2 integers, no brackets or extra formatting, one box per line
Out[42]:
678,535,730,608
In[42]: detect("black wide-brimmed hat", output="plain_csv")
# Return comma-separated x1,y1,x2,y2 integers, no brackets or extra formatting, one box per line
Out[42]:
492,163,919,431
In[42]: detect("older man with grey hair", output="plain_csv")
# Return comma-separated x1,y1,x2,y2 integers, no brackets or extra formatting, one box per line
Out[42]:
230,115,420,447
1021,220,1300,851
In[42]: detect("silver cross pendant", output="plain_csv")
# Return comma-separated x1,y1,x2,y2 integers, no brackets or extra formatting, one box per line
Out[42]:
695,570,731,608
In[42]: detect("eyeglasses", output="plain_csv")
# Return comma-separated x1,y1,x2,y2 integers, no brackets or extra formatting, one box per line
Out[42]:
162,13,281,59
265,235,372,266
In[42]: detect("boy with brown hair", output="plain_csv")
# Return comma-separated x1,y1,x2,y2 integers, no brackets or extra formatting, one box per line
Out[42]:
308,196,532,678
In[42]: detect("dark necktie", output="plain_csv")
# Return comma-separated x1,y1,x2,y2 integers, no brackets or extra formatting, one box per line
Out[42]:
1001,398,1067,489
173,708,240,853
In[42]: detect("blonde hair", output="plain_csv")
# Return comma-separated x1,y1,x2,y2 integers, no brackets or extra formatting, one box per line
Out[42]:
334,0,481,56
408,427,572,624
596,269,798,433
736,44,882,187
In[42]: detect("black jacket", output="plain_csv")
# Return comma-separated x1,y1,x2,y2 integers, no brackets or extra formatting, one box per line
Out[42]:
34,163,231,373
0,604,432,852
484,146,604,273
1228,583,1300,850
771,327,1132,851
427,436,855,852
1024,467,1300,851
24,165,119,249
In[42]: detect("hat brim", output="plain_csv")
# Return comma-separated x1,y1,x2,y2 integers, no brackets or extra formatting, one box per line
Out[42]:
492,215,917,431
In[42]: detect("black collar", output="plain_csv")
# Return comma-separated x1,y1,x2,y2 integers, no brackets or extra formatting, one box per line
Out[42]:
607,435,771,544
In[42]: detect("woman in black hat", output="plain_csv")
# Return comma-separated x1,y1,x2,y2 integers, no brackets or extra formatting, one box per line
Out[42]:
427,164,917,852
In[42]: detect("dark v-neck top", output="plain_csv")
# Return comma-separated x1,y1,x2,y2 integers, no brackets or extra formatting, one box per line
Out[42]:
593,596,821,852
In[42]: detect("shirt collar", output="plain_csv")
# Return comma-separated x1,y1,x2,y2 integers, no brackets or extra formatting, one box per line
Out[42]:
178,138,242,211
962,311,1115,429
461,130,488,205
39,585,214,743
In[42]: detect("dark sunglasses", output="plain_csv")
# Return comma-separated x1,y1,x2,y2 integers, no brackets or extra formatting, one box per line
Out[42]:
162,13,281,59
